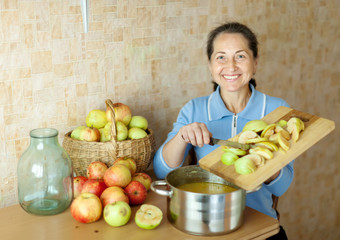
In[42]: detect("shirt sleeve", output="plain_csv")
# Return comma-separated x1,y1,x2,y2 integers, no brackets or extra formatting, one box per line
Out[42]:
264,160,294,196
263,98,294,196
153,101,193,179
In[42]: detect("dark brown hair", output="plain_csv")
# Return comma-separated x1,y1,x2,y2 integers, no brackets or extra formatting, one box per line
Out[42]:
208,22,258,90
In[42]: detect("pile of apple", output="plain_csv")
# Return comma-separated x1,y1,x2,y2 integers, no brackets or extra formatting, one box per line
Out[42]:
221,117,305,175
70,102,149,142
71,157,163,229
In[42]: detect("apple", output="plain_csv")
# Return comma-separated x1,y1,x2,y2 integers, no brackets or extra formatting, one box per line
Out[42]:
70,126,86,140
128,116,148,130
103,201,131,227
103,164,132,188
87,161,108,180
99,122,112,142
73,176,88,198
116,121,128,141
135,204,163,230
132,173,152,191
124,181,147,205
107,103,132,126
114,157,137,175
86,109,108,129
128,127,147,140
81,179,107,197
100,186,129,207
70,192,102,223
79,126,100,142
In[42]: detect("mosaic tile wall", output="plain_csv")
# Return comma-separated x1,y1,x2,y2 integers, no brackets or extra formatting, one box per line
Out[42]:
0,0,339,239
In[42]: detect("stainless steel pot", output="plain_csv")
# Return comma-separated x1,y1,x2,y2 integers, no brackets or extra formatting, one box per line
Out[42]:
151,166,257,236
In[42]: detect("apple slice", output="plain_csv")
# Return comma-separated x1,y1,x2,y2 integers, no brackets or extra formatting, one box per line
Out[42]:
249,146,274,160
260,124,276,138
238,130,259,144
255,141,279,152
278,129,291,140
135,204,163,230
245,137,268,144
222,146,247,156
245,153,265,167
242,120,268,132
277,131,290,152
221,151,239,166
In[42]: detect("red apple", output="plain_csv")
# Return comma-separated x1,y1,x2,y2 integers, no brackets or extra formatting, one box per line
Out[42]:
81,179,107,197
132,173,152,191
100,186,129,207
70,192,102,223
73,176,88,198
87,161,108,180
107,103,132,126
79,126,100,142
124,181,147,205
114,157,137,175
103,164,132,188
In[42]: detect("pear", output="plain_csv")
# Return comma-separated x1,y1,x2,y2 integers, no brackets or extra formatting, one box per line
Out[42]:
86,109,108,129
116,121,128,141
99,122,112,142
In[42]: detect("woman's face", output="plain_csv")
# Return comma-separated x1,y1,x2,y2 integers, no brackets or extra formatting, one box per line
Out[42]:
208,33,258,93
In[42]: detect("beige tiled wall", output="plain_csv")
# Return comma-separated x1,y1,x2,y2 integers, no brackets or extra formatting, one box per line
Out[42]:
0,0,339,239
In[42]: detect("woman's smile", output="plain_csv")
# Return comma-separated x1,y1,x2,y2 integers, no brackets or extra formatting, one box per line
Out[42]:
222,74,240,81
209,33,257,93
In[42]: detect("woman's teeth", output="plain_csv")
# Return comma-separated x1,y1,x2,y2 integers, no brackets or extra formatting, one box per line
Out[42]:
223,75,238,80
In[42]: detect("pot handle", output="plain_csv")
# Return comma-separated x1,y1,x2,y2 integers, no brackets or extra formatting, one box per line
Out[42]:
245,184,262,194
150,180,173,198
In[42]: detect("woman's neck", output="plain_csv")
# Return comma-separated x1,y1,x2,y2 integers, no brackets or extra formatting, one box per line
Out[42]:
220,87,252,114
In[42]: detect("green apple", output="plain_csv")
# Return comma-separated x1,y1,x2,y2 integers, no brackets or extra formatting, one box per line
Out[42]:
128,116,148,130
86,109,108,129
103,201,131,227
128,128,147,140
71,126,87,140
116,121,128,141
135,204,163,230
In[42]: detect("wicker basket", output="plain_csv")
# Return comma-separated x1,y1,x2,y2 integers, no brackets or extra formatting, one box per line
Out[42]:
62,99,156,177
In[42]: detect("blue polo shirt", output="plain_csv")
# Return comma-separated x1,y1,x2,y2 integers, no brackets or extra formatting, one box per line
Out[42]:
153,85,294,219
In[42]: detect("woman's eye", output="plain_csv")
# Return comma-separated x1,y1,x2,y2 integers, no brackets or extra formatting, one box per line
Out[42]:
235,54,247,61
217,56,224,60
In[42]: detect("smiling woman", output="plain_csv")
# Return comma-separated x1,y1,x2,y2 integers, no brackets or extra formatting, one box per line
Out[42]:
153,22,292,240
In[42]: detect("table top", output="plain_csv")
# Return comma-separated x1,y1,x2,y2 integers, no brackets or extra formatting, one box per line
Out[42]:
0,190,279,240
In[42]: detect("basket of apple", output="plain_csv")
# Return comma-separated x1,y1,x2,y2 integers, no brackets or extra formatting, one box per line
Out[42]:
71,159,163,229
62,99,156,177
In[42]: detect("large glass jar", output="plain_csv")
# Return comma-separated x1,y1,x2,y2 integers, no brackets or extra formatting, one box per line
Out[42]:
17,128,73,215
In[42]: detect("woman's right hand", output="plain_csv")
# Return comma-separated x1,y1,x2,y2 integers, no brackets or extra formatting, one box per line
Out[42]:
178,122,212,148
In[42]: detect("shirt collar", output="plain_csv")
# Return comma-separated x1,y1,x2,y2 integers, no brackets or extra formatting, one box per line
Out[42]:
208,84,265,121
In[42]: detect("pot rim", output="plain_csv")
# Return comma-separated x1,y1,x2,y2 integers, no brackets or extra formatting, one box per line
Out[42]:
164,165,245,195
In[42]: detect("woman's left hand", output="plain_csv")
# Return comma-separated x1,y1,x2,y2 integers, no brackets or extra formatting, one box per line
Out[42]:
264,170,280,184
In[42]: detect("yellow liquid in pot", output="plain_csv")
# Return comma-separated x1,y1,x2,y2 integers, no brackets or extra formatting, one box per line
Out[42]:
177,182,237,194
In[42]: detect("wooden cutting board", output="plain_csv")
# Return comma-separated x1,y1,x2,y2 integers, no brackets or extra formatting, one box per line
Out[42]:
199,106,335,191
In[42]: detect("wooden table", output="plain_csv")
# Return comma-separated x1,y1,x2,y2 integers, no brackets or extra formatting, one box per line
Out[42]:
0,189,279,240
